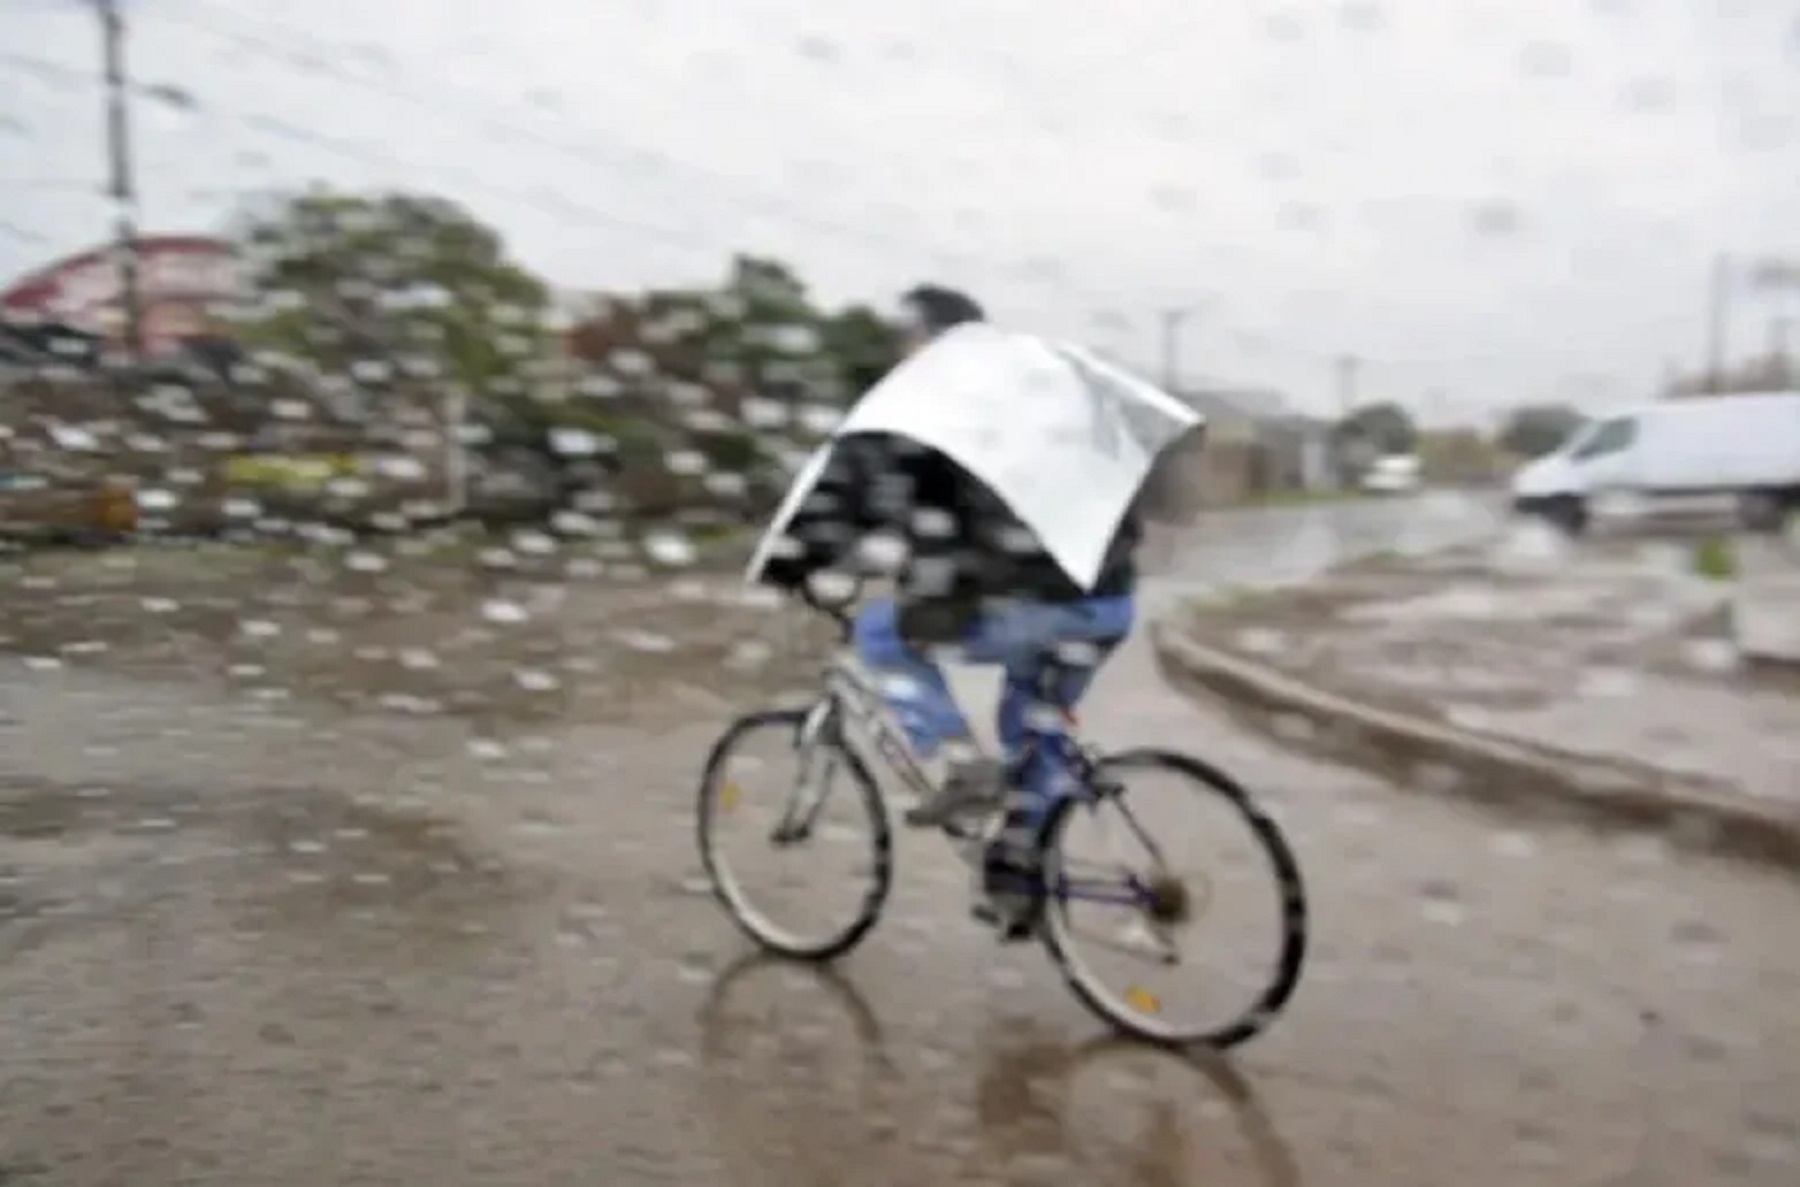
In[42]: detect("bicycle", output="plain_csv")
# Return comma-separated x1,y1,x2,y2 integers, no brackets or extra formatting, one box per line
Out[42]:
695,581,1309,1048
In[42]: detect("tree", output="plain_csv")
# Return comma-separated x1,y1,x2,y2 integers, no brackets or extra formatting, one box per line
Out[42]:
1664,354,1798,398
228,187,552,403
1496,402,1585,459
695,255,842,403
819,303,903,398
1334,400,1418,457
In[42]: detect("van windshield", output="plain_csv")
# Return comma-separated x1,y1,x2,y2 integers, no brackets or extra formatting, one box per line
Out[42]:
1556,422,1598,456
1571,415,1638,460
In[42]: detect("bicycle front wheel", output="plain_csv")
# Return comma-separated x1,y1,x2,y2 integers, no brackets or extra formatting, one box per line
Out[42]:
697,707,893,961
1036,748,1308,1048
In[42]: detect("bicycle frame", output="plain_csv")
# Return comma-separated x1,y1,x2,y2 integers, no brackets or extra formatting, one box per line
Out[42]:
777,653,934,844
775,590,1170,910
781,646,1128,837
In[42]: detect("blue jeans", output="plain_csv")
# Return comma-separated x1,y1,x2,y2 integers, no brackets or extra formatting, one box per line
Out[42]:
852,595,1135,816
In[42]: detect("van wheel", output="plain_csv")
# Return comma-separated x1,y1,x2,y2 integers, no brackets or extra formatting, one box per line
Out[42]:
1737,490,1789,534
1544,496,1588,536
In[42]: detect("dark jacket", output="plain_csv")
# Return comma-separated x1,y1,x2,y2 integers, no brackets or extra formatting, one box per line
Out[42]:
760,432,1140,631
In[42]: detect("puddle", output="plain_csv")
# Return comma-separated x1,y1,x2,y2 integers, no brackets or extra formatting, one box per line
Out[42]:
238,785,515,922
0,774,520,951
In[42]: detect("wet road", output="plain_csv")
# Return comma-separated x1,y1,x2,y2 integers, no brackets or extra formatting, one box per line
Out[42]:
1145,488,1504,604
2,494,1796,1186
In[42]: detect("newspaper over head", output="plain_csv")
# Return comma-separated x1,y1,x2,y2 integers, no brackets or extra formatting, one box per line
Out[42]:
745,323,1205,592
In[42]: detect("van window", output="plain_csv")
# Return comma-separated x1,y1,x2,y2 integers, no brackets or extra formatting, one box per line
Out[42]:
1572,416,1636,460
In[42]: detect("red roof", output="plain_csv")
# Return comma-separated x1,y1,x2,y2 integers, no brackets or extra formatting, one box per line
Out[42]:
0,235,234,313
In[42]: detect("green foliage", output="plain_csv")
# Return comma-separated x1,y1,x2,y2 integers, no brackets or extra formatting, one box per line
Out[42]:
1692,535,1738,581
1334,400,1418,457
221,187,910,521
1665,355,1799,398
698,430,761,471
818,303,904,398
229,187,551,402
1497,402,1585,459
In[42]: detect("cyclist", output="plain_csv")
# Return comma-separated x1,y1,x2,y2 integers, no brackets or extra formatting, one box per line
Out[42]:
758,284,1145,933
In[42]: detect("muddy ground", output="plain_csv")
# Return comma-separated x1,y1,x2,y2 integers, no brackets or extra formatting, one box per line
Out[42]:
0,529,834,733
0,514,1794,1186
1179,533,1800,804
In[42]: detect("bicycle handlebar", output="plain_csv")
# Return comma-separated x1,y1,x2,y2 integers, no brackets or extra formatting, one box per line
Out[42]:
795,574,864,639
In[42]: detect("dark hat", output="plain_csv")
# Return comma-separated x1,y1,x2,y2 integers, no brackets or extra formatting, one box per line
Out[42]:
897,285,987,337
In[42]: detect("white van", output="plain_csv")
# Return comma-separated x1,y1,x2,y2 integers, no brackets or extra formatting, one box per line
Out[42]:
1510,391,1800,534
1361,453,1422,495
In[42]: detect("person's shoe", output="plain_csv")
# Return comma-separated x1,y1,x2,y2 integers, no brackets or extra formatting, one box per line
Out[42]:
903,756,1005,828
972,825,1040,942
971,899,1036,942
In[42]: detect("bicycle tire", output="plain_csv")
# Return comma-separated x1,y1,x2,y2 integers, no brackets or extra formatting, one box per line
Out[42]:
1035,747,1309,1049
696,707,893,961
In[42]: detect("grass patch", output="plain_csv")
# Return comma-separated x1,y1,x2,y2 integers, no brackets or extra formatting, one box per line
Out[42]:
1692,535,1738,581
1336,548,1408,573
1186,584,1270,619
1230,487,1369,510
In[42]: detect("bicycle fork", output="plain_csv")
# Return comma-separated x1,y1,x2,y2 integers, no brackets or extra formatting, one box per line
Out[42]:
770,695,845,845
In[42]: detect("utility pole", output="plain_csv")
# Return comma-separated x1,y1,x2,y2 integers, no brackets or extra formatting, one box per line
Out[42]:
1704,252,1730,395
1423,387,1447,426
97,0,144,362
1158,308,1194,393
1335,353,1359,417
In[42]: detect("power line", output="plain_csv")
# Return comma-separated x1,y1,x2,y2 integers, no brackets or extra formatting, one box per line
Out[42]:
4,7,1739,383
18,12,1142,322
144,0,1226,325
166,0,1278,271
151,3,1041,279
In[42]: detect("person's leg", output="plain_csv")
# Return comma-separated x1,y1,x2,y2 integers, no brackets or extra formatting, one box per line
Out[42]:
991,595,1137,781
979,596,1136,933
850,598,972,759
869,598,1059,829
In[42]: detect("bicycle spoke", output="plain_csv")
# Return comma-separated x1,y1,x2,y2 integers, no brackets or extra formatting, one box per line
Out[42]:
1062,915,1182,966
771,742,840,842
699,707,893,961
1105,794,1172,873
1036,748,1309,1048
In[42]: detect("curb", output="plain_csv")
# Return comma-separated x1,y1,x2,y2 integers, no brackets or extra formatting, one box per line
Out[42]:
1734,584,1800,670
1149,618,1800,874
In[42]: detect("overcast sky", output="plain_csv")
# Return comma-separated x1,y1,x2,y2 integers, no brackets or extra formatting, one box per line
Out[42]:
4,0,1799,420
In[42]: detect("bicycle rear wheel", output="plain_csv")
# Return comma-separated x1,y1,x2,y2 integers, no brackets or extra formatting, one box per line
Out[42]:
697,707,893,960
1035,748,1308,1048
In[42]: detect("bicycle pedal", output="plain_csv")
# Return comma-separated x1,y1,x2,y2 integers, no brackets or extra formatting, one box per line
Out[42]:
971,901,1035,943
768,822,812,846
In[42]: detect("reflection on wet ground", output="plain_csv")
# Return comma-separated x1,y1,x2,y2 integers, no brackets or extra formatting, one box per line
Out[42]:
0,497,1793,1184
696,954,1302,1186
1149,491,1503,603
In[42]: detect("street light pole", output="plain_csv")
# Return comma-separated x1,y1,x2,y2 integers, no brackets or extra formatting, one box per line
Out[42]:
97,0,143,362
1705,252,1731,394
1159,308,1193,392
1336,353,1359,417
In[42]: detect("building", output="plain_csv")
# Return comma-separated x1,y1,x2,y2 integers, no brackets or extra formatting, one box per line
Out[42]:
0,235,243,361
1258,412,1339,490
1175,387,1340,499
